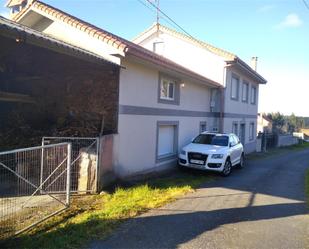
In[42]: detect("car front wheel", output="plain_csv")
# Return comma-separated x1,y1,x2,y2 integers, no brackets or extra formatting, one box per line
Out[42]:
222,159,232,176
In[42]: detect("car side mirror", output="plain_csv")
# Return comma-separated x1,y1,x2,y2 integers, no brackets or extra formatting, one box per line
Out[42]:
229,142,232,147
191,137,195,142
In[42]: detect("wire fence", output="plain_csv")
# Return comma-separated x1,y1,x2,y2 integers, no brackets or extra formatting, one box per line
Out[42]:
0,143,71,239
42,137,99,193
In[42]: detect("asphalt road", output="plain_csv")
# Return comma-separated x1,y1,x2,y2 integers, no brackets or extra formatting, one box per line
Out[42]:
90,148,309,249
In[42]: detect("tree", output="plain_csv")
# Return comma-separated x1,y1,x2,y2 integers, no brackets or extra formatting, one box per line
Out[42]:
267,112,285,134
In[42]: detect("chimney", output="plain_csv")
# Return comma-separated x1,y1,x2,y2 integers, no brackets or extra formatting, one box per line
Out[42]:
6,0,29,18
251,56,258,71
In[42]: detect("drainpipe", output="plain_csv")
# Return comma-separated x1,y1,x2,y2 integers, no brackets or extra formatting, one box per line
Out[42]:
220,63,234,133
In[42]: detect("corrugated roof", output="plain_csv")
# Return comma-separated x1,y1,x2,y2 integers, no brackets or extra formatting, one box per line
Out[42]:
0,16,119,66
12,0,222,88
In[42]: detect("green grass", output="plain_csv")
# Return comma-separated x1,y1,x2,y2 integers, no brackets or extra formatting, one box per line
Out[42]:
1,171,213,249
246,141,309,161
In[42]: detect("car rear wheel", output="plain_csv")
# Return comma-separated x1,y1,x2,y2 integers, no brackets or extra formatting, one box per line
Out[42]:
222,159,232,176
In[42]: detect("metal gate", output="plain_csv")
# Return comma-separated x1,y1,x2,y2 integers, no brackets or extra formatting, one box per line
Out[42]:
42,137,99,193
0,143,71,239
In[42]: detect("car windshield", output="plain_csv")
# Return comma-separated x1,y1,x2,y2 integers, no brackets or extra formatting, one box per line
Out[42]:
192,134,229,147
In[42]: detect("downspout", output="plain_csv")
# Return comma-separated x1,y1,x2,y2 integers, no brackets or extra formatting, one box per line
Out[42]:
220,63,234,133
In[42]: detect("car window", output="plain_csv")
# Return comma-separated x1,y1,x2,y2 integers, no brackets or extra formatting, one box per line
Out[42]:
211,136,229,147
229,136,236,147
233,135,240,144
192,134,215,144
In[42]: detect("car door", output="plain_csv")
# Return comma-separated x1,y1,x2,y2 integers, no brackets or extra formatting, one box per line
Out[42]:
233,135,243,162
229,135,238,165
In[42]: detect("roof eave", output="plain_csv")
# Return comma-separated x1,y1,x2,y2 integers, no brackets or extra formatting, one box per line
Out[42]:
226,58,267,84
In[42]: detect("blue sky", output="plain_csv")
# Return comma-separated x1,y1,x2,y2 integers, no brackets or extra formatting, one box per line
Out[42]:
1,0,308,116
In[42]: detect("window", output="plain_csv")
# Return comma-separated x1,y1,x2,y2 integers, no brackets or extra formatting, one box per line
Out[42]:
160,79,175,100
153,41,164,55
200,121,207,133
193,134,229,147
242,81,249,102
249,122,255,141
232,122,238,136
158,74,180,105
229,136,237,147
231,75,239,100
156,121,179,162
251,86,257,104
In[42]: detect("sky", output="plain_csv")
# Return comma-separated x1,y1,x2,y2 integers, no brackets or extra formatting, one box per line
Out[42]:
1,0,308,116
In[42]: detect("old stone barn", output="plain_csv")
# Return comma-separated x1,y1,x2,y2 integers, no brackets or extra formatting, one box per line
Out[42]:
0,17,120,151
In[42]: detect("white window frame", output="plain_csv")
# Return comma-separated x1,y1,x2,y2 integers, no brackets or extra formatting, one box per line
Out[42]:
251,86,257,105
156,121,179,162
160,78,175,101
158,73,180,105
242,81,249,103
231,74,240,101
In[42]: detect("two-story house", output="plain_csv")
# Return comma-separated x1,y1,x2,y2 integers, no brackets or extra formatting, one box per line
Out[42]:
133,24,267,153
6,0,227,178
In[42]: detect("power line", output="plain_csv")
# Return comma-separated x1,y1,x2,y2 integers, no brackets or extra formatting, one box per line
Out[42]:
302,0,309,10
144,0,196,40
136,0,187,33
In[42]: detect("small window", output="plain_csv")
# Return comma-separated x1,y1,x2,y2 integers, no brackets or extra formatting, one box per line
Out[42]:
200,121,207,133
232,122,238,136
231,75,239,100
251,86,257,105
249,122,255,141
160,78,175,100
158,74,180,105
242,81,249,102
156,121,178,162
153,41,164,55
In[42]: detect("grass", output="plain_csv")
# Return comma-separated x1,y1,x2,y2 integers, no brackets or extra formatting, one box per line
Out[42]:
1,170,214,249
246,141,309,161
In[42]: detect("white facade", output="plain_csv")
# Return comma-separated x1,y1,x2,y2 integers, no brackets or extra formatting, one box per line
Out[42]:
115,59,218,177
11,3,266,178
133,26,265,154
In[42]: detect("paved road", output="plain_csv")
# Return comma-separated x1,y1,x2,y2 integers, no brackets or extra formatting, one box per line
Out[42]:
90,149,309,249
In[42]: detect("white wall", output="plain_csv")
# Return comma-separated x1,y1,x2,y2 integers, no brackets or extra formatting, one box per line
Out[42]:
138,32,226,85
119,60,212,112
19,9,121,64
115,59,216,177
224,67,259,115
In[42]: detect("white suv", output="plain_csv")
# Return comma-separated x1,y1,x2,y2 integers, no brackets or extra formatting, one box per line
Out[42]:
178,132,244,176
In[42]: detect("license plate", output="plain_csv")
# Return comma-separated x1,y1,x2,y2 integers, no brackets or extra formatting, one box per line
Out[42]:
190,159,204,165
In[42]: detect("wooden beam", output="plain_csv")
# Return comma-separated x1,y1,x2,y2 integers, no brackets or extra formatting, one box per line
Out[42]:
0,91,36,103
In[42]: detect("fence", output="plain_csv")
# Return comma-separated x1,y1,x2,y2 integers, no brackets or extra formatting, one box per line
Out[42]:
42,137,99,193
0,143,71,239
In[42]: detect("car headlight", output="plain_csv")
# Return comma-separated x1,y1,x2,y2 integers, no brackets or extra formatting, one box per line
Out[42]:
211,154,224,159
180,150,186,155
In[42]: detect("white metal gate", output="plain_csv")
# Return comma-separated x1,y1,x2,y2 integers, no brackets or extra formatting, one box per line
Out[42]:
0,143,71,239
42,137,99,193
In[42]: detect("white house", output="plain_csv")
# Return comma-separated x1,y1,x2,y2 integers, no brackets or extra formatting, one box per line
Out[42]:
7,0,267,178
7,0,227,178
133,24,267,153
